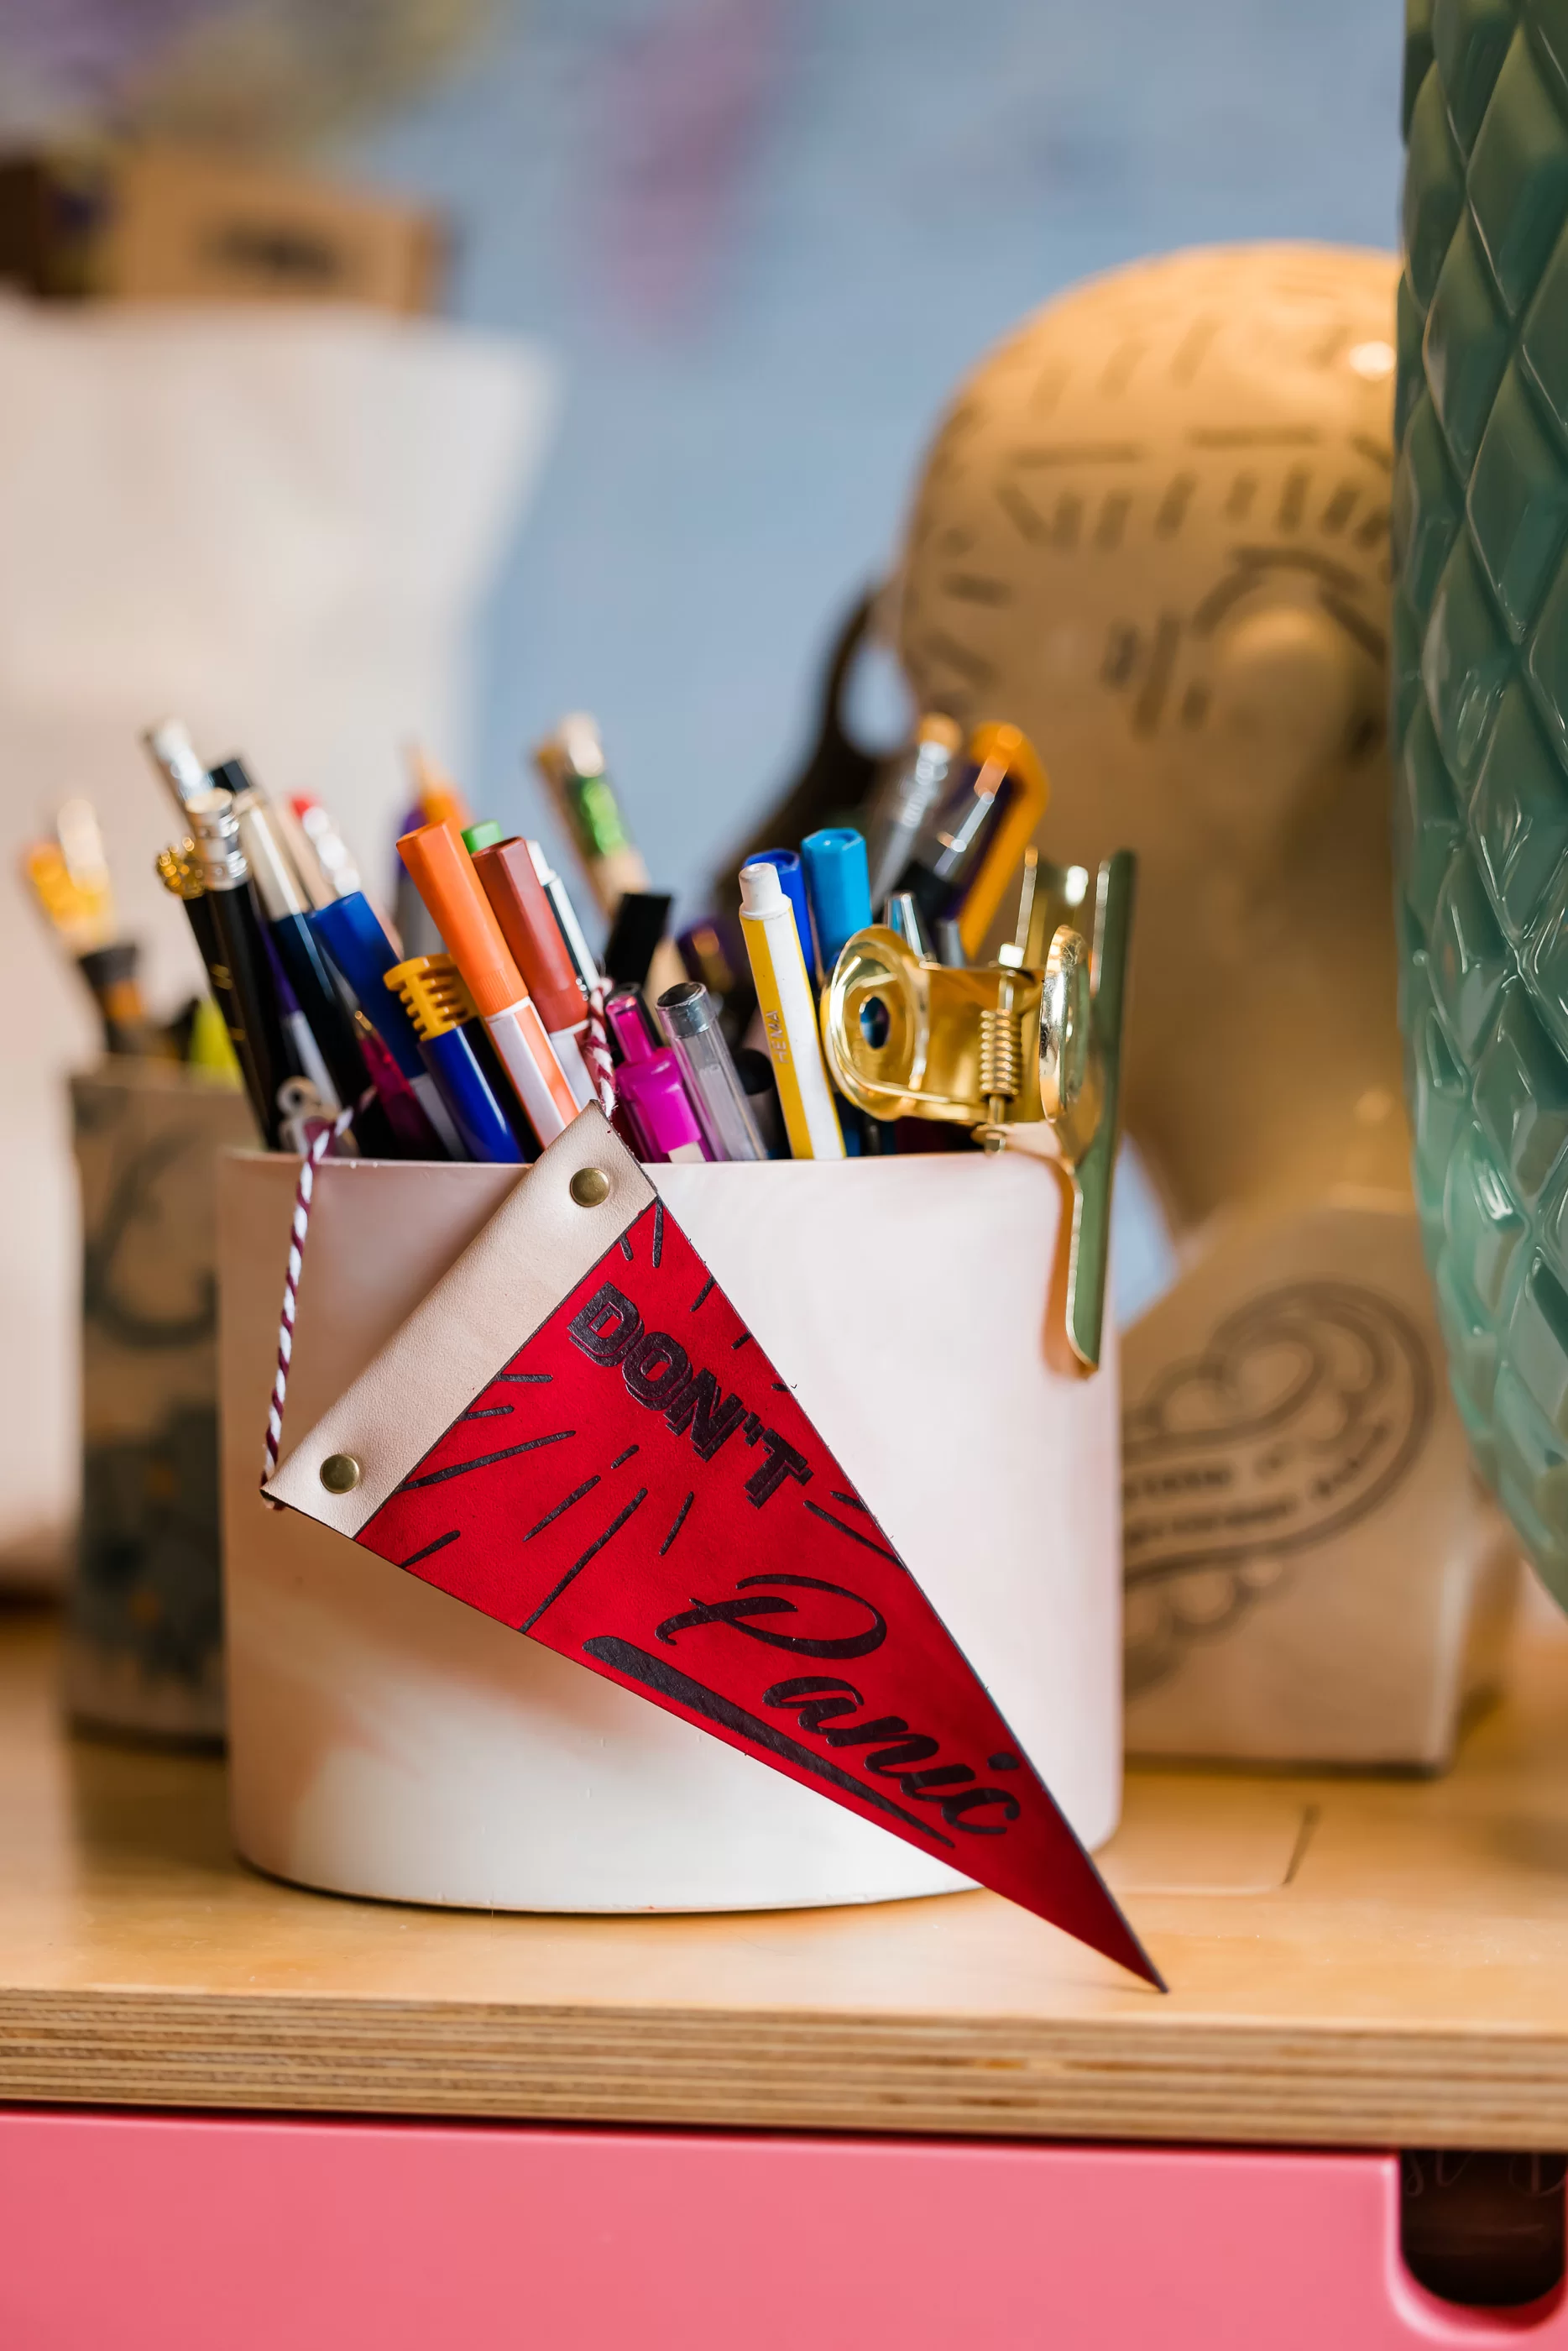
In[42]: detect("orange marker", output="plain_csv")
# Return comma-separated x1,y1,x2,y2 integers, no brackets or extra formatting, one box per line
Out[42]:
397,820,578,1144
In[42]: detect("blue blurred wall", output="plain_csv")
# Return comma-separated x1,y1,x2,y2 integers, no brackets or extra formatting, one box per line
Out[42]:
351,0,1401,918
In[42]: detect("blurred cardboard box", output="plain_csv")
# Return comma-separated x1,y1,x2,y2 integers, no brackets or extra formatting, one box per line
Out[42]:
0,144,443,313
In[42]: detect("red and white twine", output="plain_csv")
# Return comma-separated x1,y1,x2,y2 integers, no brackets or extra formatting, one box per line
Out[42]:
585,985,617,1119
261,1017,615,1509
260,1102,358,1505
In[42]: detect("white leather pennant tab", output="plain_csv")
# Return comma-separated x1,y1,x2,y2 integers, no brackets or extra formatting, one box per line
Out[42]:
262,1108,653,1538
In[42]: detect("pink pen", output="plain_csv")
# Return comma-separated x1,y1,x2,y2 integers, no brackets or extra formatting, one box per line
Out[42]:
616,1050,711,1164
605,985,657,1066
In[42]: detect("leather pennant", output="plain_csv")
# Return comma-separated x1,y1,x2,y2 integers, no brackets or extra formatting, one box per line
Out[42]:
264,1108,1160,1987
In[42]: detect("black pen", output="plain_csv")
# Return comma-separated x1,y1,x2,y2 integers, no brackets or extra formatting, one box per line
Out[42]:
184,791,305,1148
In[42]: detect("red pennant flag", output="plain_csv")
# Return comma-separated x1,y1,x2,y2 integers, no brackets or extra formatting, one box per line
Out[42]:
264,1111,1160,1987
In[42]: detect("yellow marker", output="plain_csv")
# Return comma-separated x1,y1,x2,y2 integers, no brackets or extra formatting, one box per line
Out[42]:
738,861,844,1160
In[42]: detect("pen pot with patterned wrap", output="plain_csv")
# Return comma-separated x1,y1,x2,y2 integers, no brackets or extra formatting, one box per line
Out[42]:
69,1060,253,1741
1393,10,1568,1605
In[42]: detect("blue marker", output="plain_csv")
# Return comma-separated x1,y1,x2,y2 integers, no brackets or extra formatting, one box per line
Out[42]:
801,826,873,982
748,848,813,978
309,889,463,1158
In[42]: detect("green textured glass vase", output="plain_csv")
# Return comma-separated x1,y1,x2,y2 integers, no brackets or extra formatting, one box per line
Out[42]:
1395,0,1568,1603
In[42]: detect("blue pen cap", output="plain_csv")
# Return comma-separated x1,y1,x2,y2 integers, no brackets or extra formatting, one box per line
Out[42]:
308,891,424,1079
801,827,872,981
748,849,813,976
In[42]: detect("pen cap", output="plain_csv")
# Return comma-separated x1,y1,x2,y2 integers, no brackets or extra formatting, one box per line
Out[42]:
397,819,528,1022
656,980,765,1162
801,827,873,980
615,1047,711,1161
746,849,813,971
463,821,504,854
605,985,657,1064
310,890,425,1079
602,890,673,990
384,954,478,1043
470,838,588,1032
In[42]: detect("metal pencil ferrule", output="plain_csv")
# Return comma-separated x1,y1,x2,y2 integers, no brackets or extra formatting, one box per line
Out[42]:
185,790,248,893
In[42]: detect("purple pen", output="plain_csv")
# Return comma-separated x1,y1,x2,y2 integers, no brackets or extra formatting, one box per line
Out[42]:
616,1050,711,1164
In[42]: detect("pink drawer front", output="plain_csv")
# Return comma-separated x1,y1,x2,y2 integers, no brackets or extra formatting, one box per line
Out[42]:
0,2113,1560,2350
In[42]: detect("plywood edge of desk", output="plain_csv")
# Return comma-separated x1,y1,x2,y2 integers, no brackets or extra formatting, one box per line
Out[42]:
3,1992,1568,2147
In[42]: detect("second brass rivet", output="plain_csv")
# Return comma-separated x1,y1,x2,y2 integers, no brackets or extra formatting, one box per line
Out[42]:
569,1167,611,1207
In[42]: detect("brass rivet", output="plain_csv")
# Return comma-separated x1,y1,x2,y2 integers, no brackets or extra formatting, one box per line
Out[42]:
569,1166,611,1207
320,1453,363,1495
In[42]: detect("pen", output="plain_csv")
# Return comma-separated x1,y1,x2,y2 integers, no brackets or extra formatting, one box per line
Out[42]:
533,712,645,915
949,723,1050,959
615,1050,712,1164
890,724,1048,955
183,792,306,1148
384,955,525,1165
864,713,963,910
800,826,873,983
532,716,687,997
604,984,657,1063
468,835,596,1109
525,840,602,997
204,762,353,1116
232,781,372,1113
602,890,674,994
290,793,362,901
883,888,936,961
655,981,765,1162
140,717,210,814
737,860,844,1160
732,1045,787,1159
745,849,813,977
678,916,755,1046
24,809,159,1057
397,819,579,1147
307,890,464,1160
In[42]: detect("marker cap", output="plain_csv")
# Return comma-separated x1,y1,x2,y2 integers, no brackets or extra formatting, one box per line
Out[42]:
801,826,872,980
471,837,588,1033
384,953,476,1043
463,820,505,854
397,819,528,1022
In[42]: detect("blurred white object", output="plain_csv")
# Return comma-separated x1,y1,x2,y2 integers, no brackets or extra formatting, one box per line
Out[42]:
0,296,557,1584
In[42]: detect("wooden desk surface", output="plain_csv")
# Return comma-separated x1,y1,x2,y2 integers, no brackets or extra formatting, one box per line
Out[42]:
7,1603,1568,2147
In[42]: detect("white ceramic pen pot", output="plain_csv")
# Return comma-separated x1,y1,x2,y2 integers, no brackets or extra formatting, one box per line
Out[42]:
218,1149,1121,1913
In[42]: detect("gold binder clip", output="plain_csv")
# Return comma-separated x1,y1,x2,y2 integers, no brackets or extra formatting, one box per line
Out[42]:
823,846,1136,1372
